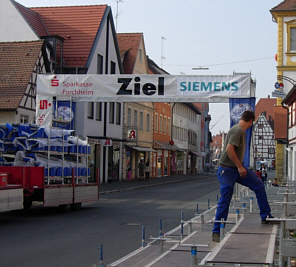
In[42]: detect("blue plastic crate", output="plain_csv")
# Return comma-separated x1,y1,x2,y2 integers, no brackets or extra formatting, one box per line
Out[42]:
56,167,62,177
49,167,56,176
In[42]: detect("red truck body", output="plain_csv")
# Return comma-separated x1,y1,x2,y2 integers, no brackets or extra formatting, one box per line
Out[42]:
0,166,99,212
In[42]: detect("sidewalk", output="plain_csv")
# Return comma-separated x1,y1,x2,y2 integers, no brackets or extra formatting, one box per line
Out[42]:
99,172,215,194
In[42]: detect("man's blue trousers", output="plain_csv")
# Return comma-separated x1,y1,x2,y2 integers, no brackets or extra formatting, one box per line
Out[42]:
212,166,271,233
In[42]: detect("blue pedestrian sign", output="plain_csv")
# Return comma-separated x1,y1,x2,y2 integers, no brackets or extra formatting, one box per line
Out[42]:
274,82,284,89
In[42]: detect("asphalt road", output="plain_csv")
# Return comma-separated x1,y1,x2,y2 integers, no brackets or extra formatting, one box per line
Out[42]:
0,174,219,267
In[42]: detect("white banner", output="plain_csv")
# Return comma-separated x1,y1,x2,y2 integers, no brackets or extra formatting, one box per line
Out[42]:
36,95,53,127
37,74,254,103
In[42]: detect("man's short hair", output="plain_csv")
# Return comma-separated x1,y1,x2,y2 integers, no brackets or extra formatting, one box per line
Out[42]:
240,110,255,122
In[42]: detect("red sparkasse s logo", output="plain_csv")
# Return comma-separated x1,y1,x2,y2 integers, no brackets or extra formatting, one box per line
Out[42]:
39,100,51,110
51,76,59,87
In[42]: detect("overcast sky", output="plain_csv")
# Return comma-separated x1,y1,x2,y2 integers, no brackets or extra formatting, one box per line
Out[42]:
17,0,281,134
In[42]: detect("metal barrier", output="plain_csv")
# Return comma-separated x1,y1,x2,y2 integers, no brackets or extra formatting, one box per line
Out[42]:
96,179,296,267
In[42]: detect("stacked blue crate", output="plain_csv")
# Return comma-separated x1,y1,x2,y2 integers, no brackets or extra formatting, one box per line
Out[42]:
0,123,91,181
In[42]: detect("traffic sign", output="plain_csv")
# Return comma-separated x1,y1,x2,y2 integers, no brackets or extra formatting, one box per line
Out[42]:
274,82,284,89
272,90,286,98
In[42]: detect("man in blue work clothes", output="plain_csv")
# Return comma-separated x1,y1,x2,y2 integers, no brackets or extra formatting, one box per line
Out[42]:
212,110,272,242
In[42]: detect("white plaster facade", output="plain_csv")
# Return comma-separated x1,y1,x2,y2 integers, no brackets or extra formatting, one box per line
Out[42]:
287,103,296,181
0,1,123,183
172,103,201,175
0,0,39,42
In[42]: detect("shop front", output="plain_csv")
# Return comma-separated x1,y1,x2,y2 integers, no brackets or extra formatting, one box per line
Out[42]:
87,138,101,183
170,151,177,175
187,151,198,175
177,151,185,175
124,146,154,179
108,142,120,181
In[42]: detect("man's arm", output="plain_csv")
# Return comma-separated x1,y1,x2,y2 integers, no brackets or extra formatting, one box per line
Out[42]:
226,144,247,177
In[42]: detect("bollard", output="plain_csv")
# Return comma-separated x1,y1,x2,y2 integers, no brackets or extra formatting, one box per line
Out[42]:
208,199,210,209
235,209,240,223
142,225,146,247
159,219,163,237
191,246,198,267
196,203,199,214
99,244,104,267
180,211,184,240
216,194,219,202
181,221,184,240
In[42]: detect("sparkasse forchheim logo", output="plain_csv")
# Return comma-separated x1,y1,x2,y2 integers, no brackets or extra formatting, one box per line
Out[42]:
51,76,59,87
50,76,95,96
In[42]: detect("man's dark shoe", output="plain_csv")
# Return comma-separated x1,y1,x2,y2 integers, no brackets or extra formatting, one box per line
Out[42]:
212,232,220,242
261,215,275,224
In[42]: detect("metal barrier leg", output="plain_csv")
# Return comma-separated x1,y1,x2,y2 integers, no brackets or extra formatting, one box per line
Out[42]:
191,246,198,267
99,244,104,267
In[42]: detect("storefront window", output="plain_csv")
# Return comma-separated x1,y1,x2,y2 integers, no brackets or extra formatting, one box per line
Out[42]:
177,151,184,174
126,150,132,180
164,150,168,175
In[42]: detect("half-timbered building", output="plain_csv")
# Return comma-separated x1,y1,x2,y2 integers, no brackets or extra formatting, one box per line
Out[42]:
252,113,275,169
0,40,48,124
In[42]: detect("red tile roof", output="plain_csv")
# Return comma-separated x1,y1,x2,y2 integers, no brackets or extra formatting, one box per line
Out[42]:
12,0,48,37
255,98,277,122
30,5,107,67
0,40,43,110
147,56,169,75
271,0,296,11
117,33,143,74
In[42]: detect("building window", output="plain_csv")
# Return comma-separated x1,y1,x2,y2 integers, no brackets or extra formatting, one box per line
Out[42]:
155,113,158,132
88,102,94,119
116,103,121,125
97,54,103,74
289,26,296,51
96,102,102,121
110,61,116,74
146,113,150,132
109,103,115,123
127,108,132,126
164,117,167,134
20,114,29,124
168,118,171,135
134,110,138,127
139,112,143,130
269,147,275,154
160,115,163,133
289,106,292,127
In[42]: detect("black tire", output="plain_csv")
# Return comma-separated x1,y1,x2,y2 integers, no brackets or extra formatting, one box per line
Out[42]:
23,198,32,210
70,203,82,211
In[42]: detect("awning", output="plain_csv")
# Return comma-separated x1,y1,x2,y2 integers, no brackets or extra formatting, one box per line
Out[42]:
130,146,156,152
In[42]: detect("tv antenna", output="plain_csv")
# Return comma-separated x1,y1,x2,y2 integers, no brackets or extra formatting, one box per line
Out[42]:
161,36,166,68
115,0,123,31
